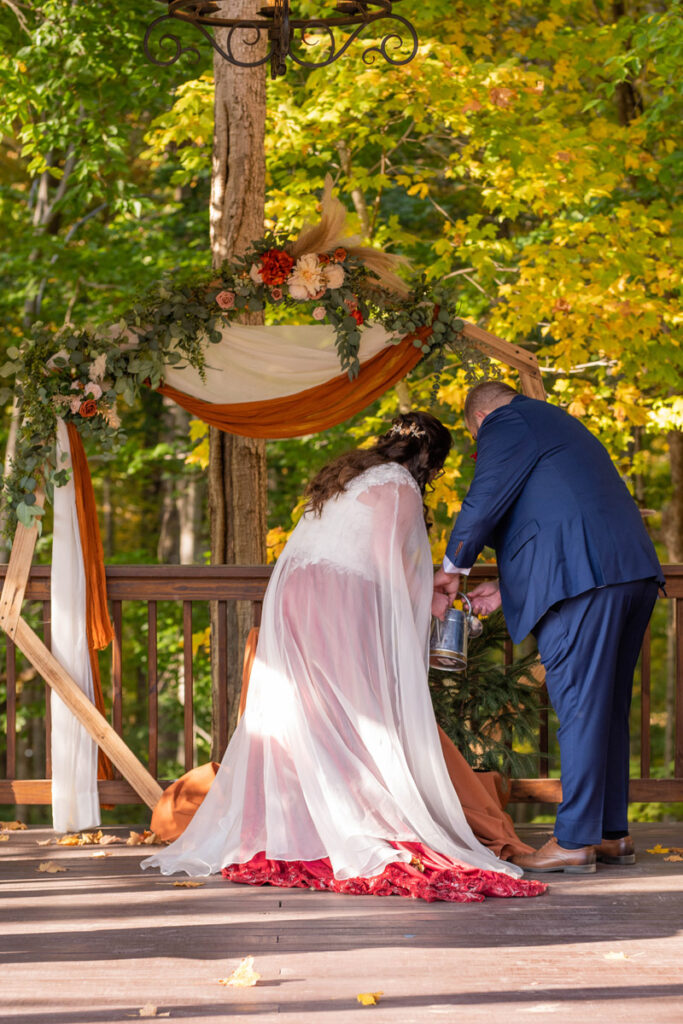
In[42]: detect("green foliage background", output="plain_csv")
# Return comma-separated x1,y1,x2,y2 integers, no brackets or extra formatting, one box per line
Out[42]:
0,1,681,823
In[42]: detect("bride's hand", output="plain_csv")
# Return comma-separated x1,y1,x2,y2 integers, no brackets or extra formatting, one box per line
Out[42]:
468,580,502,616
431,590,451,621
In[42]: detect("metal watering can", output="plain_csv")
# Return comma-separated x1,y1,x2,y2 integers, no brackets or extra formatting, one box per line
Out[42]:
429,592,483,672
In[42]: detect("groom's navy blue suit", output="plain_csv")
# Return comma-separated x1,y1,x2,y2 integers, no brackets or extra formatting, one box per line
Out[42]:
445,395,663,845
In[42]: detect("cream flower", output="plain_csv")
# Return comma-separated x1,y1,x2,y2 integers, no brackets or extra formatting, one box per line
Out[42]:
312,306,327,321
323,263,345,290
88,353,107,381
249,263,264,285
69,396,82,415
85,382,103,400
287,253,325,300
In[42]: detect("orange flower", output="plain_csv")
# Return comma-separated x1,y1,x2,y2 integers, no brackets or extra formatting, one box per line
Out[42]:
333,247,347,262
78,399,98,418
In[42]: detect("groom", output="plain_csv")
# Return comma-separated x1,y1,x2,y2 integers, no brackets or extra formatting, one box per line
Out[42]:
433,382,663,873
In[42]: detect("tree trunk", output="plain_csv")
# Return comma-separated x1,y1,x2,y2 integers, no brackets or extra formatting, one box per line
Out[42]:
209,2,267,757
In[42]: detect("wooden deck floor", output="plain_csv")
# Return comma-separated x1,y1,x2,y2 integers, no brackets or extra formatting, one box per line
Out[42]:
2,823,683,1024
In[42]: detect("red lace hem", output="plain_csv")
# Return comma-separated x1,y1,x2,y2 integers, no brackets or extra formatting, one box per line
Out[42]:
221,841,546,902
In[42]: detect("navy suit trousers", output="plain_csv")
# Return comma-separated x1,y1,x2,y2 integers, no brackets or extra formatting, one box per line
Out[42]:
532,578,659,845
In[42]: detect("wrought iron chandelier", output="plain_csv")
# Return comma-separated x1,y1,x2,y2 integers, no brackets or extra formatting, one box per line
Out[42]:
143,1,419,77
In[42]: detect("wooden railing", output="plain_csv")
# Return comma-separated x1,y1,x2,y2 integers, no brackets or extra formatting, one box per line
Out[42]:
1,564,682,807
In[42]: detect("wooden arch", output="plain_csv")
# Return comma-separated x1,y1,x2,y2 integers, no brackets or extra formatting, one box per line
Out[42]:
0,324,545,809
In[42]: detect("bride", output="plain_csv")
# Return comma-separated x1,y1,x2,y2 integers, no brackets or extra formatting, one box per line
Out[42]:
143,412,545,901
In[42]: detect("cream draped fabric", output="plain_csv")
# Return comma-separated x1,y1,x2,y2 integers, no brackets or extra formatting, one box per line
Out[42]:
50,420,100,833
142,463,522,881
161,322,395,402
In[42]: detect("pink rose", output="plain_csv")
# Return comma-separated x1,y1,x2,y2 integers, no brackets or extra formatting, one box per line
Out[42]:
270,287,283,301
69,396,82,415
216,290,236,310
85,382,103,400
312,306,327,321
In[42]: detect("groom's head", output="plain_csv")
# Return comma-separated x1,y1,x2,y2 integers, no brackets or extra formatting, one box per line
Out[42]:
464,381,518,439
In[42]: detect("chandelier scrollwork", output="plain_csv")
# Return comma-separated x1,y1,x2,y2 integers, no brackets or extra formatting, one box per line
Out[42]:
143,1,419,77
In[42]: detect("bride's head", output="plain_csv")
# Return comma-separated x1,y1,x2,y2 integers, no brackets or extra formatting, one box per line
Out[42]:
304,411,452,517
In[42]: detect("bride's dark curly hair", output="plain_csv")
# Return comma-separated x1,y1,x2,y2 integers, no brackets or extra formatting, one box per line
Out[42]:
304,411,452,520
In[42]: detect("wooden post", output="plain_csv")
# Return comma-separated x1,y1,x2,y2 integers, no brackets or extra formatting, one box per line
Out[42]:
0,494,163,811
461,322,546,399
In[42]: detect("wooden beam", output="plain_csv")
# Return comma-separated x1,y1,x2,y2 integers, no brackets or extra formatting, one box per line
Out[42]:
0,493,43,638
510,777,683,803
0,778,171,805
518,366,547,400
11,617,163,810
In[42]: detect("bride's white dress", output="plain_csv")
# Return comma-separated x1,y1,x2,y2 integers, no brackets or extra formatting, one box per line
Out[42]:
142,463,527,885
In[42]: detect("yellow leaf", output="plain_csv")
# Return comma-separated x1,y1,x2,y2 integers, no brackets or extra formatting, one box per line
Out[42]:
56,834,81,846
36,838,53,846
357,992,384,1006
646,844,670,855
218,955,261,988
38,861,67,873
0,835,8,842
664,854,683,862
138,1005,170,1018
99,834,123,845
603,951,629,961
173,880,205,888
0,820,27,830
127,829,161,846
91,851,113,859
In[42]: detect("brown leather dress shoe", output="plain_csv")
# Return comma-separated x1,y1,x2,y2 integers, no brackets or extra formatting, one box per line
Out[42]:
511,836,597,874
594,835,635,865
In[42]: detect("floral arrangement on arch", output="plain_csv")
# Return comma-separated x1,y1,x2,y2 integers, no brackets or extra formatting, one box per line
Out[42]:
0,177,491,532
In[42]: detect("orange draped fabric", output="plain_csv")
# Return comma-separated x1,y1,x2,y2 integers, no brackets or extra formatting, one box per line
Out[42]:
66,423,114,782
157,333,426,438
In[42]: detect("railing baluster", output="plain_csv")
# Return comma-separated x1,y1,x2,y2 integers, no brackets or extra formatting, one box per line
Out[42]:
539,683,549,779
148,601,158,779
252,600,262,629
183,601,194,772
111,600,123,778
43,600,52,779
217,600,228,757
6,638,16,778
676,598,683,778
640,623,651,779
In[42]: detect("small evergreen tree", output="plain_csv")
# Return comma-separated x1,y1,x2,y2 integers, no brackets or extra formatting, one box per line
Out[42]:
429,611,542,777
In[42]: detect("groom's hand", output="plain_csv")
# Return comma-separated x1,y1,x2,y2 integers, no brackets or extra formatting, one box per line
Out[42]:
433,567,461,598
468,579,502,615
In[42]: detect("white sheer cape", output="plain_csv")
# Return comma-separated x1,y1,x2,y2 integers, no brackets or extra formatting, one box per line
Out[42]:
142,463,522,880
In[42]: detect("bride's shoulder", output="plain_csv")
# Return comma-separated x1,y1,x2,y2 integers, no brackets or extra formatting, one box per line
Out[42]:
347,462,420,496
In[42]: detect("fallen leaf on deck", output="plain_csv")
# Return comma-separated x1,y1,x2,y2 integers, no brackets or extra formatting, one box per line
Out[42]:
38,861,66,873
0,820,27,831
57,830,105,847
664,854,683,862
99,834,124,845
0,835,9,843
91,851,113,859
218,955,261,988
603,951,629,960
645,844,670,854
137,1004,170,1018
127,830,162,846
36,838,53,846
357,992,383,1006
172,880,205,888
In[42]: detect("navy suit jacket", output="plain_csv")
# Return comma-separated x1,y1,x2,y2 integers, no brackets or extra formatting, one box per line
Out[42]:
445,395,663,643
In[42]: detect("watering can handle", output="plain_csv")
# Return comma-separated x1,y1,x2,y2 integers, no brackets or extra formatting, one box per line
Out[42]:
455,591,473,616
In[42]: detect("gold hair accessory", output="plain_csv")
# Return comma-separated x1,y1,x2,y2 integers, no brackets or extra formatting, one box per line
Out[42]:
389,422,427,440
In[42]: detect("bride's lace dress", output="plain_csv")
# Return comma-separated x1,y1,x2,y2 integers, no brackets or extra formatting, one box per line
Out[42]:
142,463,544,900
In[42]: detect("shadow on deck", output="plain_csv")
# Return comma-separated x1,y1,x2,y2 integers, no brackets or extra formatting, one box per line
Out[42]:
2,823,683,1024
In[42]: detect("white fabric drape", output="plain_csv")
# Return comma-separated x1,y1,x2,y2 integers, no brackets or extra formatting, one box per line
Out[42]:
162,322,394,403
142,464,522,881
50,420,100,833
